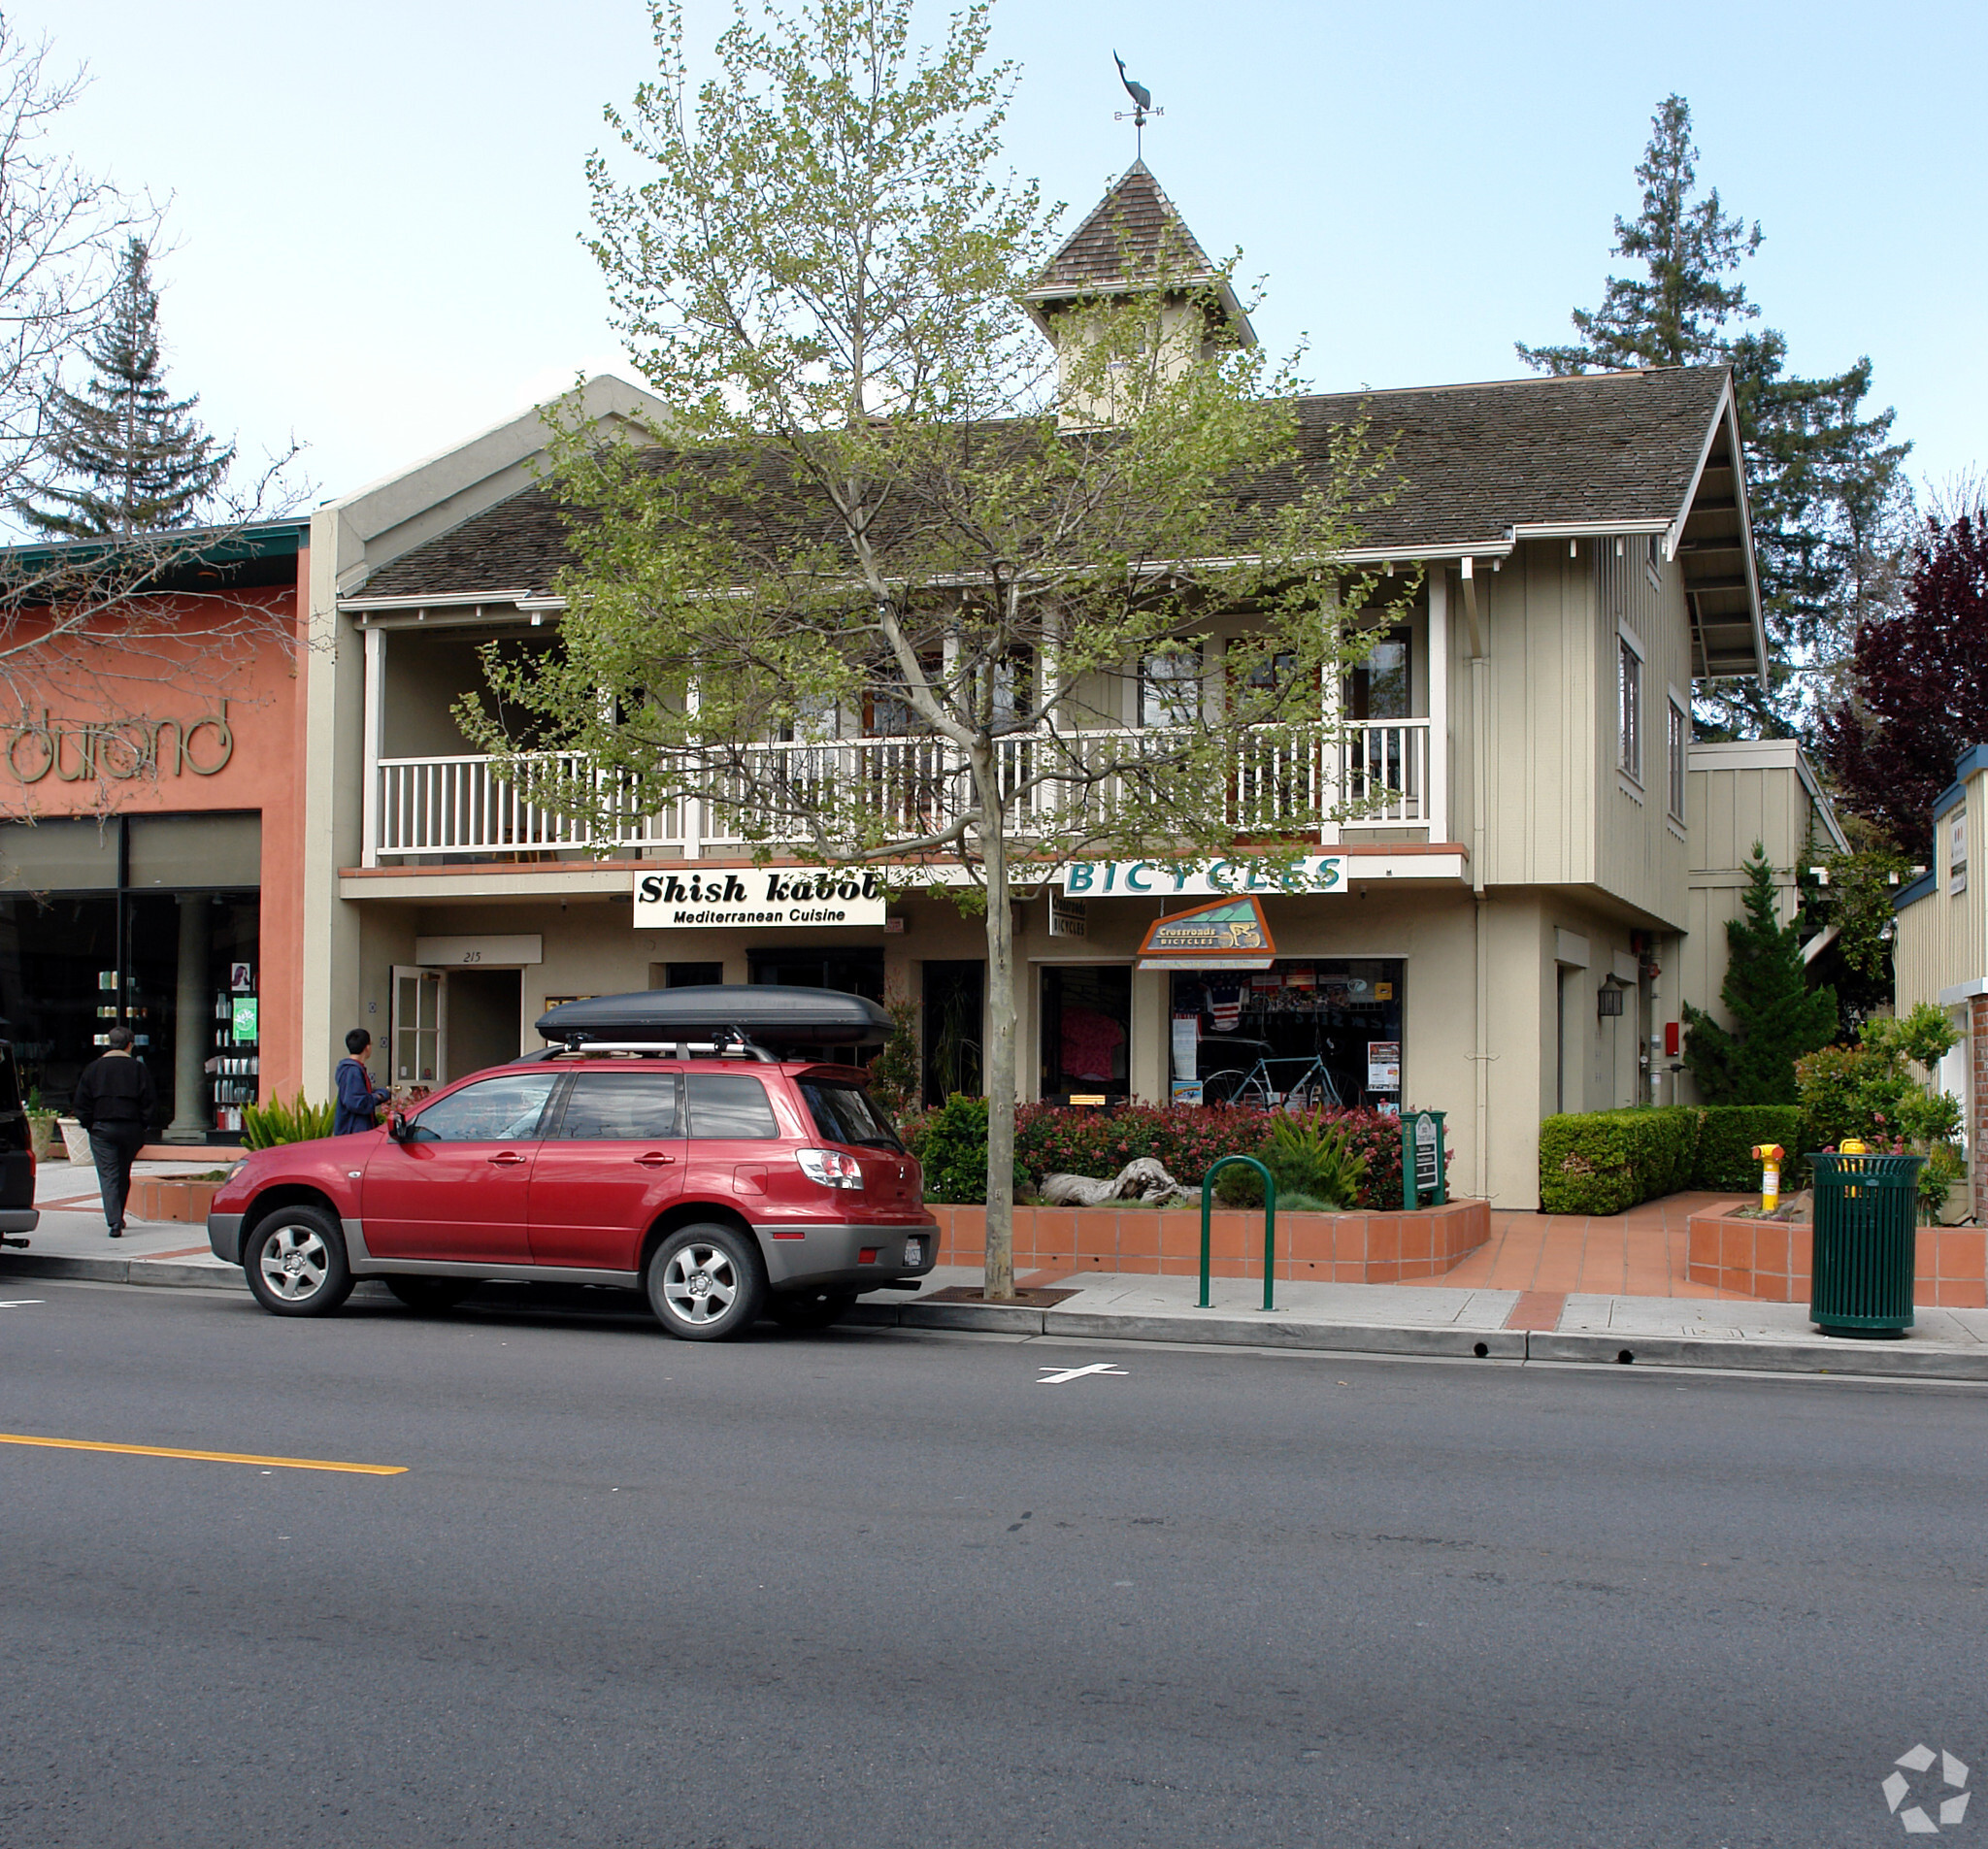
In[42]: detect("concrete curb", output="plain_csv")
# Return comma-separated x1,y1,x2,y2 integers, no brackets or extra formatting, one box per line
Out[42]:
1529,1329,1988,1381
1048,1309,1528,1359
12,1257,1988,1380
1,1252,244,1292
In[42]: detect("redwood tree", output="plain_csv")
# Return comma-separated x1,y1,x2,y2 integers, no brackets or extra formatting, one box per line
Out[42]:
1817,506,1988,861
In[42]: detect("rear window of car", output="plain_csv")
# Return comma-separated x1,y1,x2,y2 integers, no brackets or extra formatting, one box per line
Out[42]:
798,1078,903,1151
684,1073,779,1139
554,1072,680,1140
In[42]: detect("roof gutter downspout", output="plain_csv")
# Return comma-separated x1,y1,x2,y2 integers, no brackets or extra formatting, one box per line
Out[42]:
1466,556,1491,1200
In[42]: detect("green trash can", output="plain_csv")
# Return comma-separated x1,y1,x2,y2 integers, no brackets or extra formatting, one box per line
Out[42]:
1808,1151,1924,1338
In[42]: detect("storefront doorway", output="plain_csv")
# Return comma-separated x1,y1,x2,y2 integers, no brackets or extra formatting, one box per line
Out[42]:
0,814,261,1139
1040,965,1132,1104
921,960,983,1106
1169,959,1405,1112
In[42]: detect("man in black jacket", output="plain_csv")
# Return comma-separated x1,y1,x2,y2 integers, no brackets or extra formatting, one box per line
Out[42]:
73,1027,155,1238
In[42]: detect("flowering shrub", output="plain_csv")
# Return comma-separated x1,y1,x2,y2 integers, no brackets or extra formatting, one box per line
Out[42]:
905,1101,1432,1211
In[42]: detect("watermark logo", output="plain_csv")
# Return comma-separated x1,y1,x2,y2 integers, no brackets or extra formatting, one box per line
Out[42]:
1884,1745,1970,1833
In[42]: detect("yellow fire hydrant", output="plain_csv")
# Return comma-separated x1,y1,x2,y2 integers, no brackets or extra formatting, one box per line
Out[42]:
1751,1143,1785,1213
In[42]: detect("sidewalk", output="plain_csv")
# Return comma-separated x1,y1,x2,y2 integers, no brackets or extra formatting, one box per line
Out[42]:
13,1154,240,1284
864,1265,1988,1381
10,1184,1985,1383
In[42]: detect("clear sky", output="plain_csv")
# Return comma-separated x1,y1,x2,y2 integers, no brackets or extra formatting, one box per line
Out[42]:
29,0,1985,510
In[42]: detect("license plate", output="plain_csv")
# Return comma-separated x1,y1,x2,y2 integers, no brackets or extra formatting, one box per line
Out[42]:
904,1239,923,1267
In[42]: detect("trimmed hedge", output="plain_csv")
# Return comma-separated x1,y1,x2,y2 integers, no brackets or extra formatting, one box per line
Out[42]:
1538,1106,1700,1215
1539,1104,1809,1213
1691,1106,1806,1192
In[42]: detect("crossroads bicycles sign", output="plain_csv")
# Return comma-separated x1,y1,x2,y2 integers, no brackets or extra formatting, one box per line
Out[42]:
1136,897,1276,972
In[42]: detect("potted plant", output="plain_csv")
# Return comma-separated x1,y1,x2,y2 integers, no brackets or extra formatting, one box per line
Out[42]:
57,1114,92,1165
24,1087,56,1163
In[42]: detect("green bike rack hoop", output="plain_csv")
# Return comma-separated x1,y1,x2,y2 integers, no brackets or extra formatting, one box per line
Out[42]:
1199,1156,1278,1312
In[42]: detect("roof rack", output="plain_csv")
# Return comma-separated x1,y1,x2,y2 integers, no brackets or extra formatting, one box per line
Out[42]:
544,1033,779,1063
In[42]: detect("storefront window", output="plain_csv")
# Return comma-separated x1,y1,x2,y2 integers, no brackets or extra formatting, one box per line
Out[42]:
748,946,883,1065
1169,959,1404,1111
1041,966,1131,1102
0,813,260,1139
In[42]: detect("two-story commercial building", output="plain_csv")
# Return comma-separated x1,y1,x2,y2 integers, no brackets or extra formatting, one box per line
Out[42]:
290,166,1806,1207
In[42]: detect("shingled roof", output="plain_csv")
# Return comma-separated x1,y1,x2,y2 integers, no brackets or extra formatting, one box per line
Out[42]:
1021,161,1254,348
1027,161,1219,298
349,366,1760,676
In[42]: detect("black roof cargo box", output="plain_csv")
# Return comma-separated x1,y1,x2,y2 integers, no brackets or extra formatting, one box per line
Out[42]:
537,985,892,1049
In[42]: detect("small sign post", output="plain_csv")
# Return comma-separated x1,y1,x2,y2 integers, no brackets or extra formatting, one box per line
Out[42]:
1403,1109,1446,1210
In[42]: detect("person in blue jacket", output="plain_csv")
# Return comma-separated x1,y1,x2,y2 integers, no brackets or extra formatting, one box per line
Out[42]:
333,1028,392,1135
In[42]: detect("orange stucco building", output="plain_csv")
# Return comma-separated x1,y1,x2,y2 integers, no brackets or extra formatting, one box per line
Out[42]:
0,523,311,1138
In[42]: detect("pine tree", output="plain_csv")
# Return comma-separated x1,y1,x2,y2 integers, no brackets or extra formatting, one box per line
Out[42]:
1519,96,1909,741
18,238,233,539
1681,843,1838,1104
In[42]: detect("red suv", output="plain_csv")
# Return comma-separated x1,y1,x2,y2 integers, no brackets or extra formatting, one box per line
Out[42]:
206,988,936,1339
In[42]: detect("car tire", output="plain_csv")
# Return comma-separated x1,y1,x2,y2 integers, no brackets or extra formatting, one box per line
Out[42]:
383,1275,475,1313
646,1223,765,1341
768,1287,858,1332
245,1206,354,1317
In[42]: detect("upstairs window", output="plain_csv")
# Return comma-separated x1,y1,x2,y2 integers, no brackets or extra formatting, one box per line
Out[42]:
1667,695,1687,821
1141,644,1204,727
1617,631,1642,782
1952,806,1969,897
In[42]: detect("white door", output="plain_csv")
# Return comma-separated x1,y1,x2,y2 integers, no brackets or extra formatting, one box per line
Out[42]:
391,966,447,1091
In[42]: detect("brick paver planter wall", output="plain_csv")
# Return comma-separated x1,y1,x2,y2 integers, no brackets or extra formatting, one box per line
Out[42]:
129,1177,225,1225
1686,1205,1988,1308
929,1198,1490,1283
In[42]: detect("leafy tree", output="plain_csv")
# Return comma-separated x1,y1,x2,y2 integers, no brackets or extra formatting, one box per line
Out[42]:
1518,94,1909,739
1795,1002,1960,1155
1816,504,1988,860
460,0,1401,1299
1798,814,1913,1035
1681,842,1837,1103
17,237,233,538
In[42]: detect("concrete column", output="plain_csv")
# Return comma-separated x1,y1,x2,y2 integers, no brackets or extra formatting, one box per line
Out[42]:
164,896,213,1142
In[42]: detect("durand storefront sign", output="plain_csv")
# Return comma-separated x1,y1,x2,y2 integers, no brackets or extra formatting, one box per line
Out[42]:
632,866,888,930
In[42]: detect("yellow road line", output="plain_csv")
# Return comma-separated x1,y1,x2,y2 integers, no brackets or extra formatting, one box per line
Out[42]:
0,1433,407,1475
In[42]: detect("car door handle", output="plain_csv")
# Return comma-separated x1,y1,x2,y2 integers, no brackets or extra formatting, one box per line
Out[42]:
635,1152,678,1168
487,1150,528,1166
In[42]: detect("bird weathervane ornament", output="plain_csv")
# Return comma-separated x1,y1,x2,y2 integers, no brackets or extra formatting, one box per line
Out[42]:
1113,51,1162,156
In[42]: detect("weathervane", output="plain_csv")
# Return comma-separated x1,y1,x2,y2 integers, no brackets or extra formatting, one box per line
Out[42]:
1113,51,1161,158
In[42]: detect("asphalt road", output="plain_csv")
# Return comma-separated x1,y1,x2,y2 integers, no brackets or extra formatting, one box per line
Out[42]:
4,1277,1986,1848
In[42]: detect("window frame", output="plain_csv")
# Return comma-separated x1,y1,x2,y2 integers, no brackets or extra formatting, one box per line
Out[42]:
1616,622,1644,786
1140,643,1205,729
1951,805,1969,897
1666,687,1688,823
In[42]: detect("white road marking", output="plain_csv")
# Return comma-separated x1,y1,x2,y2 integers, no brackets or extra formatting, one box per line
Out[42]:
1036,1362,1129,1385
0,1300,44,1308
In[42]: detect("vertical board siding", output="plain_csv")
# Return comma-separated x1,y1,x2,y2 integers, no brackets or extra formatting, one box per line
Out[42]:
1897,767,1988,1010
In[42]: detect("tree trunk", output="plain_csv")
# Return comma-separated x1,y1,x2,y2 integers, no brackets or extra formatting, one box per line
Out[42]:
976,773,1017,1303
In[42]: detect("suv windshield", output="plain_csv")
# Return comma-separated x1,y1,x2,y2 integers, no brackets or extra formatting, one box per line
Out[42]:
799,1077,903,1151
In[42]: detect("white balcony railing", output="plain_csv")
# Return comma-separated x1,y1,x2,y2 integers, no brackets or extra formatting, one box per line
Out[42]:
367,719,1435,865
